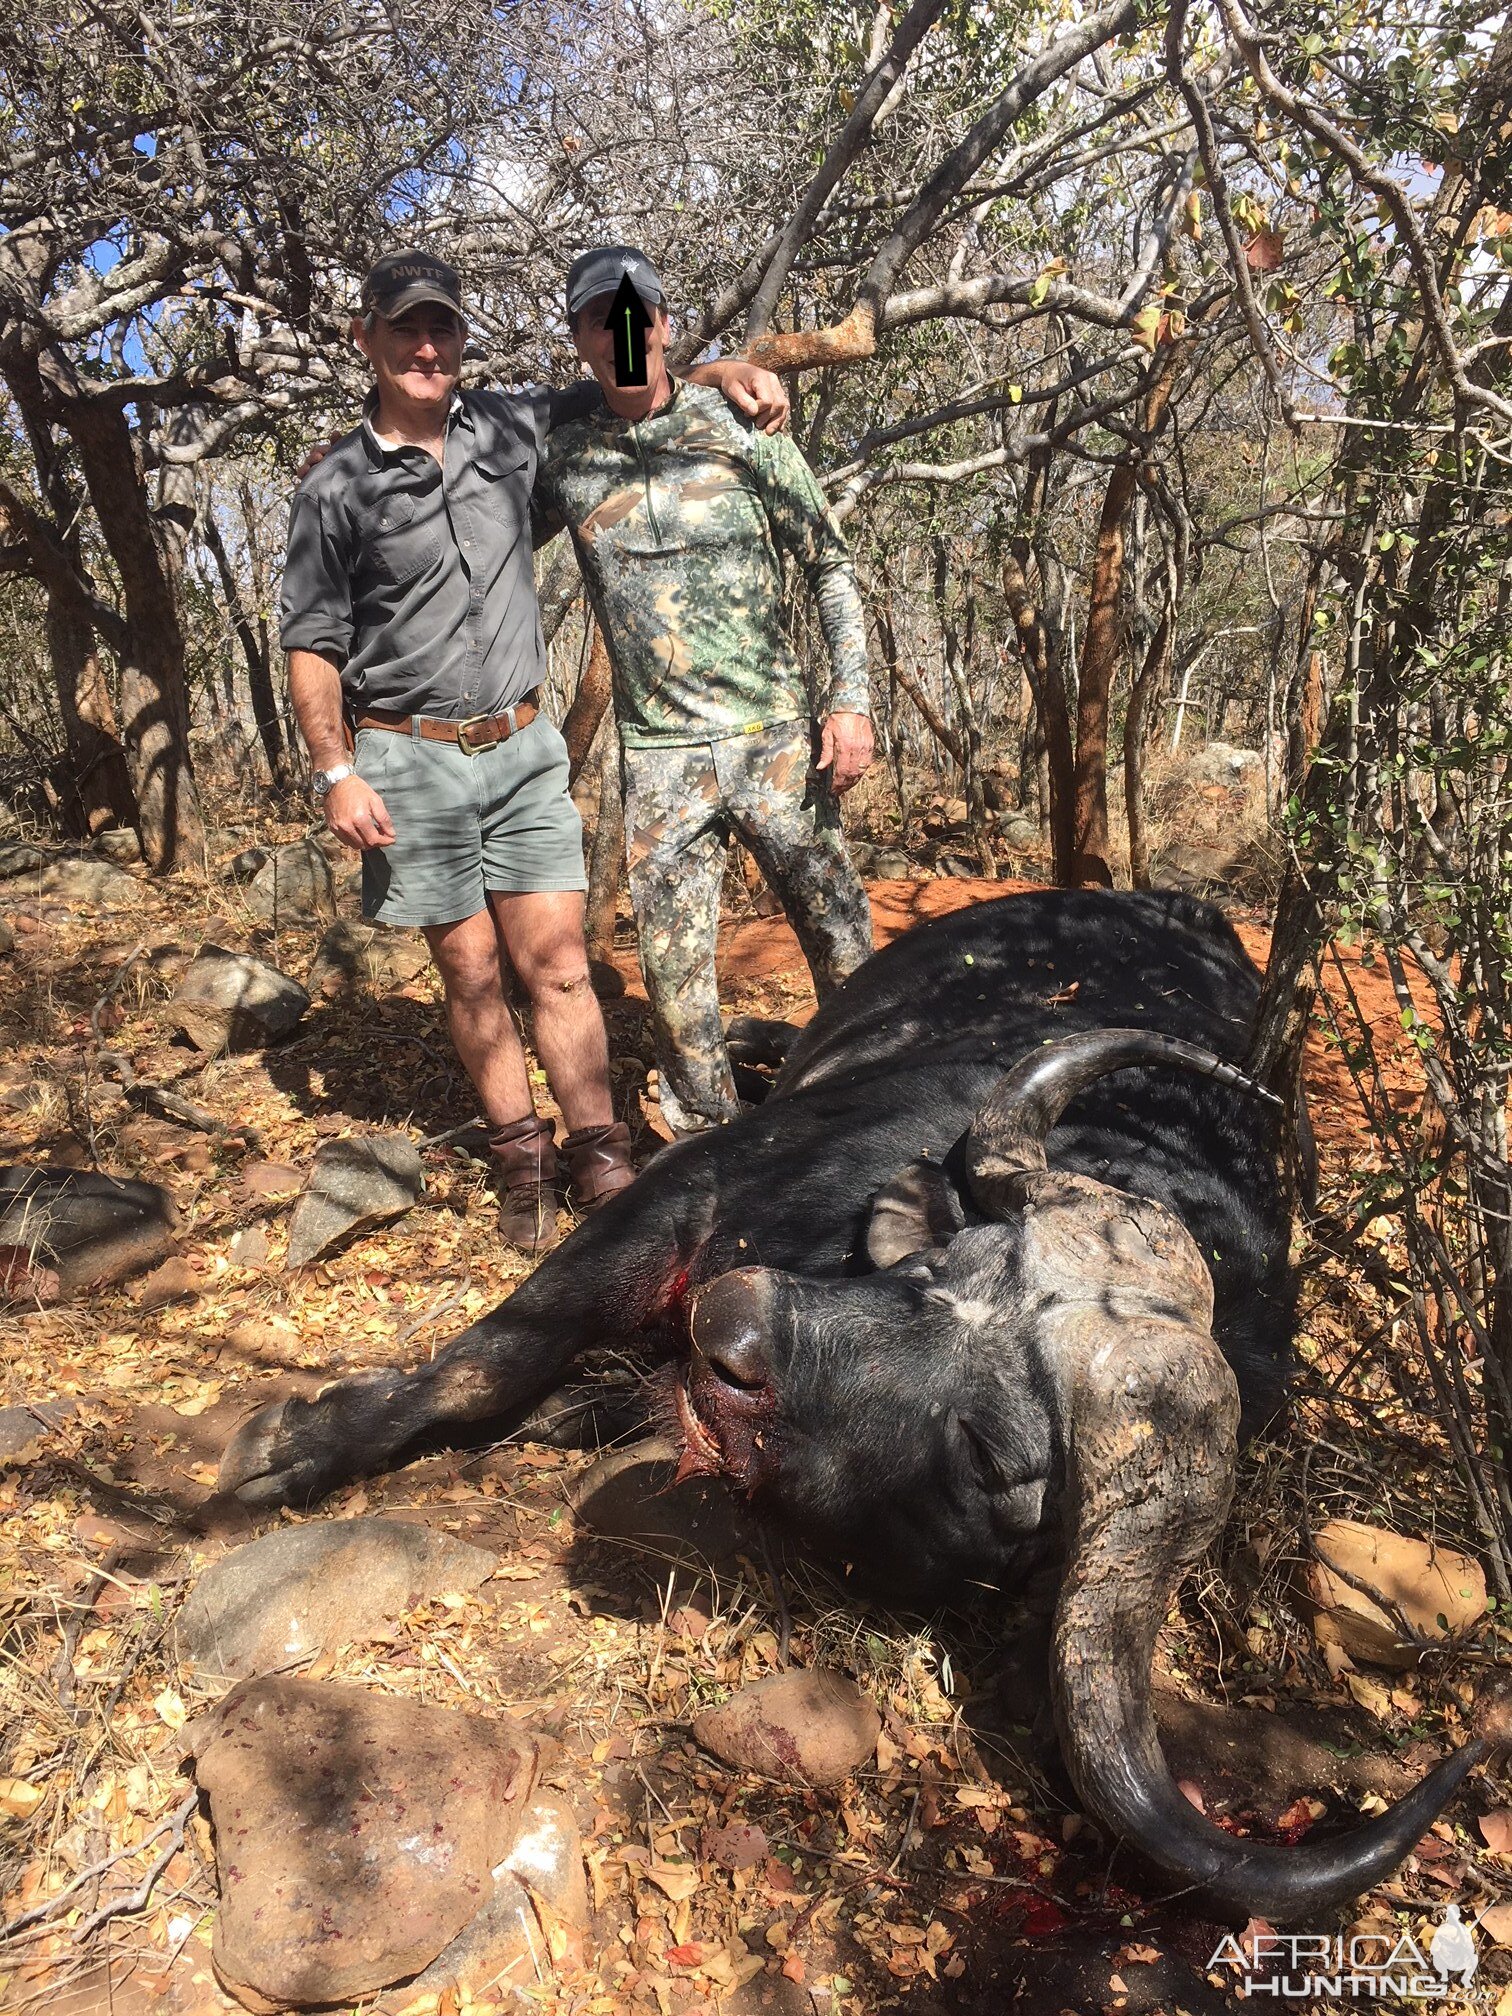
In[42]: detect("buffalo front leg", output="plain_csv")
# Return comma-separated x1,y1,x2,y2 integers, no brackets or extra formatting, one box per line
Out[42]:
218,1317,575,1510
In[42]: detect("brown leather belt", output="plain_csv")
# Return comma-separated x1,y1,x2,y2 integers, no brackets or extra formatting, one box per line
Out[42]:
356,692,538,754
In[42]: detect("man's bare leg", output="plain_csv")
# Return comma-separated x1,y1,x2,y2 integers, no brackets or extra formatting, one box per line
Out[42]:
490,890,615,1131
423,909,534,1125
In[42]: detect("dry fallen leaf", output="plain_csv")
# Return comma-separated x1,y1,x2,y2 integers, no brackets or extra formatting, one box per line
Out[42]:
1479,1902,1512,1945
644,1861,699,1903
1480,1809,1512,1855
152,1687,187,1731
0,1778,44,1818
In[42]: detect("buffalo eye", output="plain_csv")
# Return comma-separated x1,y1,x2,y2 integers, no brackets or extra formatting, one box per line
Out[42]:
958,1416,1008,1495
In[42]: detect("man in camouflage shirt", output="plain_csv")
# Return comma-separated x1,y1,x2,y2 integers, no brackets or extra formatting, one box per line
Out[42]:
538,246,875,1134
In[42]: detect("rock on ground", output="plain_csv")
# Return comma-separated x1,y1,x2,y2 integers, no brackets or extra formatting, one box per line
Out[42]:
191,1675,537,2010
243,837,337,921
134,1255,202,1311
692,1668,881,1785
0,1166,176,1302
235,1161,303,1204
849,840,921,880
284,1134,425,1268
398,1794,589,2004
226,846,270,884
573,1438,758,1576
307,919,431,1000
0,916,13,955
93,828,142,864
39,855,141,905
1303,1518,1487,1669
176,1515,497,1678
0,1397,78,1464
169,945,309,1054
0,841,48,878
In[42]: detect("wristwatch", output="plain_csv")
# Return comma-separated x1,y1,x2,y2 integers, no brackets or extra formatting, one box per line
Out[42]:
311,764,353,801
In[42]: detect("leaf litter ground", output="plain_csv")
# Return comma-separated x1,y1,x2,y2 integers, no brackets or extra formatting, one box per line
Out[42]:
0,855,1508,2016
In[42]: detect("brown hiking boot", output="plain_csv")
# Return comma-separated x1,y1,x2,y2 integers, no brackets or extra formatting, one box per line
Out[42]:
560,1122,636,1211
489,1114,560,1254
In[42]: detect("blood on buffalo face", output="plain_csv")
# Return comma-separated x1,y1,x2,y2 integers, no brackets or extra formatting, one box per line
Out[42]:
683,1226,1064,1601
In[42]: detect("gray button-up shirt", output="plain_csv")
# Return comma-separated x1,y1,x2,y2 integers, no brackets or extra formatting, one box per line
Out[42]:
279,382,594,720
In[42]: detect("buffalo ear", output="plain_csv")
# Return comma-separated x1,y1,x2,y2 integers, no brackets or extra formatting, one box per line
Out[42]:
866,1159,967,1268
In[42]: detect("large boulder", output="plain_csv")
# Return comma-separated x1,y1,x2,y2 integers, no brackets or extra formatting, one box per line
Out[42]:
1303,1519,1487,1670
176,1516,497,1678
191,1675,538,2011
0,841,48,879
169,945,309,1054
243,838,337,922
284,1135,426,1268
0,1166,176,1302
39,855,141,905
398,1794,589,2004
307,920,431,1001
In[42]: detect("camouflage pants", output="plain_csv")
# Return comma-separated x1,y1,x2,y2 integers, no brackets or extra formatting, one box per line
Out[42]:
622,720,874,1133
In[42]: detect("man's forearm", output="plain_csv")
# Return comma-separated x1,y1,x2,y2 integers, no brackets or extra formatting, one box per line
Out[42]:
812,569,873,719
679,358,735,391
288,650,349,772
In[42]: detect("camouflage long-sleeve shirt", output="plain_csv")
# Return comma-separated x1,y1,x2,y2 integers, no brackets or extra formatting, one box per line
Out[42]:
535,382,871,747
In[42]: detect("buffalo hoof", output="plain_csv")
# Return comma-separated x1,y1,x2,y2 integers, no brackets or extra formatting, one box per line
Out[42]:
218,1395,349,1509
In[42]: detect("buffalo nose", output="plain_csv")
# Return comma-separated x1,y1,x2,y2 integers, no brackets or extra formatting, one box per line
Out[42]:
689,1271,773,1391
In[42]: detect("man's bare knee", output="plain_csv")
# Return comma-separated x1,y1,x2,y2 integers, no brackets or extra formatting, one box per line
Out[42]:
526,959,594,1003
437,957,510,1014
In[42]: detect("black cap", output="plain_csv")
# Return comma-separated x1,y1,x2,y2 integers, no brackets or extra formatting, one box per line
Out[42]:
565,245,665,318
360,249,463,321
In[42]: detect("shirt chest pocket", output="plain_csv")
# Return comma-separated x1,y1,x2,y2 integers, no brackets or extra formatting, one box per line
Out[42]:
371,494,442,586
473,452,532,531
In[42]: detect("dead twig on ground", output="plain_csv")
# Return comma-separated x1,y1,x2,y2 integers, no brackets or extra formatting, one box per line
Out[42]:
1,1790,197,1943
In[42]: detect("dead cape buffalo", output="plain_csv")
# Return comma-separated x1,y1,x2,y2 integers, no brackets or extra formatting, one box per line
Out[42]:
220,888,1498,1922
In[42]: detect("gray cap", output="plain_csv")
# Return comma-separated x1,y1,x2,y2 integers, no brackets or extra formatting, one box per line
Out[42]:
566,245,665,319
361,249,463,321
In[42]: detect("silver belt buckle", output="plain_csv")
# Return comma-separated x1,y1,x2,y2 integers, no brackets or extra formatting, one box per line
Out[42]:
457,713,500,755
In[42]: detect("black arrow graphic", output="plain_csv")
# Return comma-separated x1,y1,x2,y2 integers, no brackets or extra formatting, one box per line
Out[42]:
607,272,652,388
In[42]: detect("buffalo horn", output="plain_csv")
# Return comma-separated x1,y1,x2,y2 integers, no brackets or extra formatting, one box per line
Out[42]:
1050,1309,1493,1920
967,1028,1279,1216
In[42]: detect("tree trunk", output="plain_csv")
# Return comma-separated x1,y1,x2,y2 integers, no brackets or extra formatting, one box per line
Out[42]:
564,624,614,787
584,726,624,966
892,659,965,768
873,596,915,839
1124,597,1175,891
70,404,204,870
1071,350,1183,887
932,540,996,879
1001,546,1074,881
48,592,137,837
1070,457,1136,887
0,471,137,837
202,507,291,791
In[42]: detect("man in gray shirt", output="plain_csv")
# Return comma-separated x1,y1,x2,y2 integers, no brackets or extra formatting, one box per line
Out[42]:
282,248,787,1249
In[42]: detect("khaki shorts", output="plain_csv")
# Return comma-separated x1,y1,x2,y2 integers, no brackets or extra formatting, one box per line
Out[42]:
354,714,587,927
